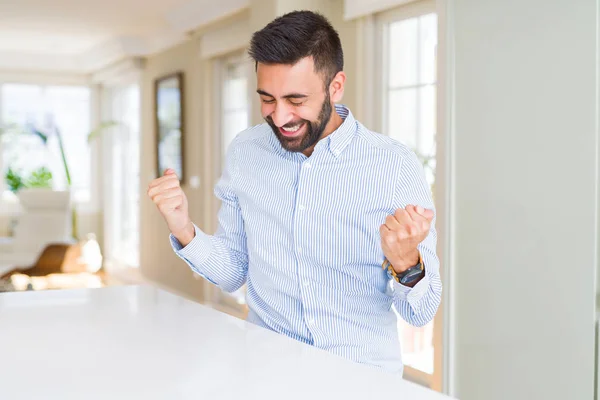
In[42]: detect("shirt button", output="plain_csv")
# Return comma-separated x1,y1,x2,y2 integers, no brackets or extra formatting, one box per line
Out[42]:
304,162,312,169
303,281,310,287
307,318,314,325
297,247,302,254
298,204,305,211
333,150,340,156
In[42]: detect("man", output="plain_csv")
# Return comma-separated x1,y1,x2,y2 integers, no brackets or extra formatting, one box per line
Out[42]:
148,10,442,375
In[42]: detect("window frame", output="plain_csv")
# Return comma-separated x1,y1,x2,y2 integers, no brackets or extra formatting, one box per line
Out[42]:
212,51,253,179
375,0,437,135
374,0,443,390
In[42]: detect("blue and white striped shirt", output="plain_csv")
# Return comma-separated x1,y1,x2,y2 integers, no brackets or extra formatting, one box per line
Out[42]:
171,104,442,374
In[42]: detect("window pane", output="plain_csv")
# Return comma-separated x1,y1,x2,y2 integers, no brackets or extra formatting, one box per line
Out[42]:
105,85,140,267
419,13,438,85
2,135,48,174
0,84,48,179
418,85,436,156
419,85,436,187
387,88,417,148
223,77,248,111
398,317,435,374
1,84,91,201
388,18,418,87
1,84,44,125
227,61,247,80
223,110,249,152
221,58,250,159
46,86,91,201
120,86,140,267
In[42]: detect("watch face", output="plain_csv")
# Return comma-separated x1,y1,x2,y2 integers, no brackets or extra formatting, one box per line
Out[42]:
399,263,420,277
400,266,424,284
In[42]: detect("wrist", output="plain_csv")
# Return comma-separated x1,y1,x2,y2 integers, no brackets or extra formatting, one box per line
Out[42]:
383,251,425,287
173,221,195,247
390,249,420,274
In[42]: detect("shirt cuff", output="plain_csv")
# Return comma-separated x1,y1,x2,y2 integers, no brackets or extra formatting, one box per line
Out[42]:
169,224,213,267
387,257,430,312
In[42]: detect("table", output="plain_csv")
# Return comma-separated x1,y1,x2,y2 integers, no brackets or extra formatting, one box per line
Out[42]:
0,285,455,399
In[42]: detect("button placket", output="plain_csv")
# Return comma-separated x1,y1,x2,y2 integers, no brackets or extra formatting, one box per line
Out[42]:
295,158,316,332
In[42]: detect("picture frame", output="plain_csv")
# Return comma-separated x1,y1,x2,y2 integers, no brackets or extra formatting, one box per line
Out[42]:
155,72,185,182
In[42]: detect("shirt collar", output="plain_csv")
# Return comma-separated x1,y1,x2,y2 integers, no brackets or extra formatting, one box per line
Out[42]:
326,104,357,159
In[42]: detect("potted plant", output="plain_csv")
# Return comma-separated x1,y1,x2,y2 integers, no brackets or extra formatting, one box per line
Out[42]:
1,120,119,239
1,123,76,236
3,165,71,207
11,167,72,212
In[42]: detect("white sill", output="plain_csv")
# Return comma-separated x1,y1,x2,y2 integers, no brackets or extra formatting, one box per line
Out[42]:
0,196,99,216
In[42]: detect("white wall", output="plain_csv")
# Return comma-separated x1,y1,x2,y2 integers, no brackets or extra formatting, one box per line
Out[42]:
449,0,597,399
139,38,208,301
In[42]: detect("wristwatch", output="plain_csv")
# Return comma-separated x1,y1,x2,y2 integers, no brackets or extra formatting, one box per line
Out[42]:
383,256,425,285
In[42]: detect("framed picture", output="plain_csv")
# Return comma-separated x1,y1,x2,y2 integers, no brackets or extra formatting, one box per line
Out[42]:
155,72,185,182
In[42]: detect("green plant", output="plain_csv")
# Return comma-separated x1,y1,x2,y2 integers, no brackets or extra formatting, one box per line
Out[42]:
5,167,25,193
1,120,120,240
26,166,53,188
87,121,119,143
28,127,73,187
4,166,53,192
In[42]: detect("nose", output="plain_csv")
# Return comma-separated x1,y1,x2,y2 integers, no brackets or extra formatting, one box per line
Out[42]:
271,103,293,127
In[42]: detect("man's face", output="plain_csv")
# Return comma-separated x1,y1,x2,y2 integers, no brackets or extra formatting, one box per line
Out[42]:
256,57,332,153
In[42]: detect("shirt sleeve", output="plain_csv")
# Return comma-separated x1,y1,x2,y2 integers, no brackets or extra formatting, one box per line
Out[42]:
169,136,248,293
390,149,442,327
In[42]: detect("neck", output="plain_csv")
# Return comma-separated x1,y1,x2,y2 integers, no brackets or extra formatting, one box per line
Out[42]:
302,106,343,157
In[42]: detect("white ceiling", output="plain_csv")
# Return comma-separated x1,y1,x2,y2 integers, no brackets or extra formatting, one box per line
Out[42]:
0,0,188,54
0,0,248,73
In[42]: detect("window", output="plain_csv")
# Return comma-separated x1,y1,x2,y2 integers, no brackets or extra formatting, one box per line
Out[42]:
220,55,251,165
210,52,251,314
101,84,141,268
377,0,439,382
383,10,437,188
0,84,91,203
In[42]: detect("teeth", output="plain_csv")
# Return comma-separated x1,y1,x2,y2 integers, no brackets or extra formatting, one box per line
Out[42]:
282,123,302,133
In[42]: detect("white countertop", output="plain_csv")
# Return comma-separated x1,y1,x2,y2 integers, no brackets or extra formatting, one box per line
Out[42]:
0,285,454,400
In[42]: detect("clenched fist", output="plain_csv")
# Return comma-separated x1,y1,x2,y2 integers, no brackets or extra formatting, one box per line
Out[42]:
147,169,195,246
380,205,434,274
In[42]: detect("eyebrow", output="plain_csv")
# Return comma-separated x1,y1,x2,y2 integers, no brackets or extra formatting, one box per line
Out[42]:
257,89,309,99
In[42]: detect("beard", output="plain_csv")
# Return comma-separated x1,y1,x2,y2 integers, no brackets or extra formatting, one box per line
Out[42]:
265,93,333,153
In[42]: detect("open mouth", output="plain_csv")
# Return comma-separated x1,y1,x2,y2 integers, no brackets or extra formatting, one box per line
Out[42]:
279,122,306,138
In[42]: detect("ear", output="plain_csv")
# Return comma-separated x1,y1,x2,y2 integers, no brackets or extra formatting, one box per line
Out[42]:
329,71,346,103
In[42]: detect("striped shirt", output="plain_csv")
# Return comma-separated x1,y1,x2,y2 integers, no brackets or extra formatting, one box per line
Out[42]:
170,104,442,374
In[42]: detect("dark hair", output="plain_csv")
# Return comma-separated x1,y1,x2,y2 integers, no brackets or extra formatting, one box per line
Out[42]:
248,10,343,86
